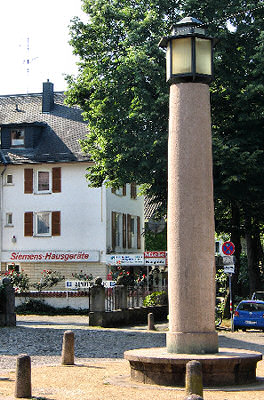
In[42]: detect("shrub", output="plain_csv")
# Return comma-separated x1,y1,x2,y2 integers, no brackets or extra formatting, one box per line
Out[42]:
32,270,64,292
143,291,168,307
15,299,89,315
0,269,30,293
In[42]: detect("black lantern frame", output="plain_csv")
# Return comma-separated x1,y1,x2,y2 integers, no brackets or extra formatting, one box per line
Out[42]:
159,17,216,84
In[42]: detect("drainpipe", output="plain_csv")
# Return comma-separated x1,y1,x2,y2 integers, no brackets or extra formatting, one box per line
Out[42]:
0,150,8,270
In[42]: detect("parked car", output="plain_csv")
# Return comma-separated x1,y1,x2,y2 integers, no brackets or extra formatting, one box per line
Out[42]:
233,300,264,331
251,291,264,301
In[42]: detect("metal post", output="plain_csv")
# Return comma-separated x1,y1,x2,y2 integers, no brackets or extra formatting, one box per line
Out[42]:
229,274,234,332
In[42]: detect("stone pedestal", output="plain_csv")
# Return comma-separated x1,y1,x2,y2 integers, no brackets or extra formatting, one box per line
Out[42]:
167,82,218,354
114,285,127,310
90,284,105,312
124,347,262,387
0,278,16,327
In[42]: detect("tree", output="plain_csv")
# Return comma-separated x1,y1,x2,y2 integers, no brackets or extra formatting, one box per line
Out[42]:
66,0,264,295
66,0,181,209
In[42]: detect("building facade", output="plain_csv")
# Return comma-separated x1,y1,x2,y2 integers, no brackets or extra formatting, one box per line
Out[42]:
0,81,144,287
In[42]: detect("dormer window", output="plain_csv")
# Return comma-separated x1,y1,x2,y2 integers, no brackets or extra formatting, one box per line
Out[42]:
11,129,24,147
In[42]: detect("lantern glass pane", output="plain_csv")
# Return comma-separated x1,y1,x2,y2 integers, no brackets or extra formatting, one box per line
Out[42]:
195,38,212,75
166,44,171,81
171,38,192,74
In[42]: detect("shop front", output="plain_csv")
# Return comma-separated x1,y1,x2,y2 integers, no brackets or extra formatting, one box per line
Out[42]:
1,250,105,289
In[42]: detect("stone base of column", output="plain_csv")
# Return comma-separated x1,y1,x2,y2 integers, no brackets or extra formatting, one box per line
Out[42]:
167,331,218,354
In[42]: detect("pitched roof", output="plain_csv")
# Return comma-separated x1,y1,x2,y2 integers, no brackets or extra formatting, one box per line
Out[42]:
0,91,90,164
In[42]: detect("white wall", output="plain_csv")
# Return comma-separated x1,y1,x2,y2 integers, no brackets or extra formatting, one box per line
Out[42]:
1,163,106,252
105,184,144,254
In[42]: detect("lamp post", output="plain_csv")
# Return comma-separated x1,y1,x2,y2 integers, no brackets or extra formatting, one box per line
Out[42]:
160,17,218,354
125,18,262,385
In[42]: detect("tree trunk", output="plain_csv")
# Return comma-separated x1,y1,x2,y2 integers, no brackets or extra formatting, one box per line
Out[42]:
245,215,261,296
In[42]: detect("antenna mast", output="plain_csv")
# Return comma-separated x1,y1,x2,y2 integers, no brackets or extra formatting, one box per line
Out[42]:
23,37,39,93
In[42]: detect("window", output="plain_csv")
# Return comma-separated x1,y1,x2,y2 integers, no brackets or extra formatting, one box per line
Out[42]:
7,264,19,272
6,174,13,185
11,129,24,147
24,167,61,194
111,212,127,249
6,213,13,226
127,214,141,249
37,171,50,192
24,211,61,237
36,212,51,236
111,185,126,196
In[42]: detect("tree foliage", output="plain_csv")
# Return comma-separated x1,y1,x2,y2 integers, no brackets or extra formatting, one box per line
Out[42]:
66,0,264,294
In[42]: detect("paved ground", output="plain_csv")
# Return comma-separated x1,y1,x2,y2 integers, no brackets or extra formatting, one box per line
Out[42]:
0,315,264,399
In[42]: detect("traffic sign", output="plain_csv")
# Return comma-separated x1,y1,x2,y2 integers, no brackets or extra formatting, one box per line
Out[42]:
222,241,235,256
224,265,235,274
223,255,235,265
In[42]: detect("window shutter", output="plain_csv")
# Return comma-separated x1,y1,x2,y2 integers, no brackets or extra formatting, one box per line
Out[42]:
52,211,61,236
122,214,127,248
122,185,126,196
24,169,33,194
137,216,141,249
24,212,33,236
112,211,116,249
127,214,131,249
130,183,137,199
52,167,61,193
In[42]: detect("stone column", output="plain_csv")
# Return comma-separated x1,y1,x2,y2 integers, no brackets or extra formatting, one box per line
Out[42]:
114,285,127,310
166,82,218,354
0,278,16,327
90,284,105,312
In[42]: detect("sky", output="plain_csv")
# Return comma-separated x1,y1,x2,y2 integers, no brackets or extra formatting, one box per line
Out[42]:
0,0,86,95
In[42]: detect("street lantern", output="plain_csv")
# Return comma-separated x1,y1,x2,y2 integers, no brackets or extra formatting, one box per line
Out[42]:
159,17,216,84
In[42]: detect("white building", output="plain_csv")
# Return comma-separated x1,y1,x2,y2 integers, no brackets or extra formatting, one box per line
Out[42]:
0,81,144,286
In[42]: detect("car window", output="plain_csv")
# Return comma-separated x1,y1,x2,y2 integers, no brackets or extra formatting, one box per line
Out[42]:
238,302,264,311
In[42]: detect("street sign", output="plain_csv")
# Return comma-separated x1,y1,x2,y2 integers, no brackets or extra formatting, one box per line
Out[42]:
223,255,235,265
224,265,235,274
222,241,235,256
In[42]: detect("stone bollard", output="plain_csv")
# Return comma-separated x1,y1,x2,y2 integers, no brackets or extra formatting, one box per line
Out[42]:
15,355,32,398
61,330,75,365
184,395,204,400
148,312,155,330
185,360,203,398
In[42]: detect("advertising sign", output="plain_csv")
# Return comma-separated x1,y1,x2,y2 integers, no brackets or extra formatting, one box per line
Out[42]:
106,254,144,266
65,280,116,289
2,250,100,263
144,251,167,266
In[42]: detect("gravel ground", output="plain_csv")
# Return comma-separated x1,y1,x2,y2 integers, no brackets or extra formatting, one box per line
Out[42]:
0,316,264,400
0,315,167,369
0,315,264,369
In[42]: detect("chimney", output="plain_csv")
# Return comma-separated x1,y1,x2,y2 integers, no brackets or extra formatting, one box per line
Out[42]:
42,79,54,112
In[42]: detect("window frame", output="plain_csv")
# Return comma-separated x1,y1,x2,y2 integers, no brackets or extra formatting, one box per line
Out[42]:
36,170,51,193
11,129,25,148
35,211,52,237
6,174,13,185
6,212,13,226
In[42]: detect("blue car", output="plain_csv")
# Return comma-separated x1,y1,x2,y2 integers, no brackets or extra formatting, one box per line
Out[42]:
233,300,264,331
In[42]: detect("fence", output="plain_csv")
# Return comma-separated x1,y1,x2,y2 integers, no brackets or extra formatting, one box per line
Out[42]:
105,285,167,311
15,285,168,312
